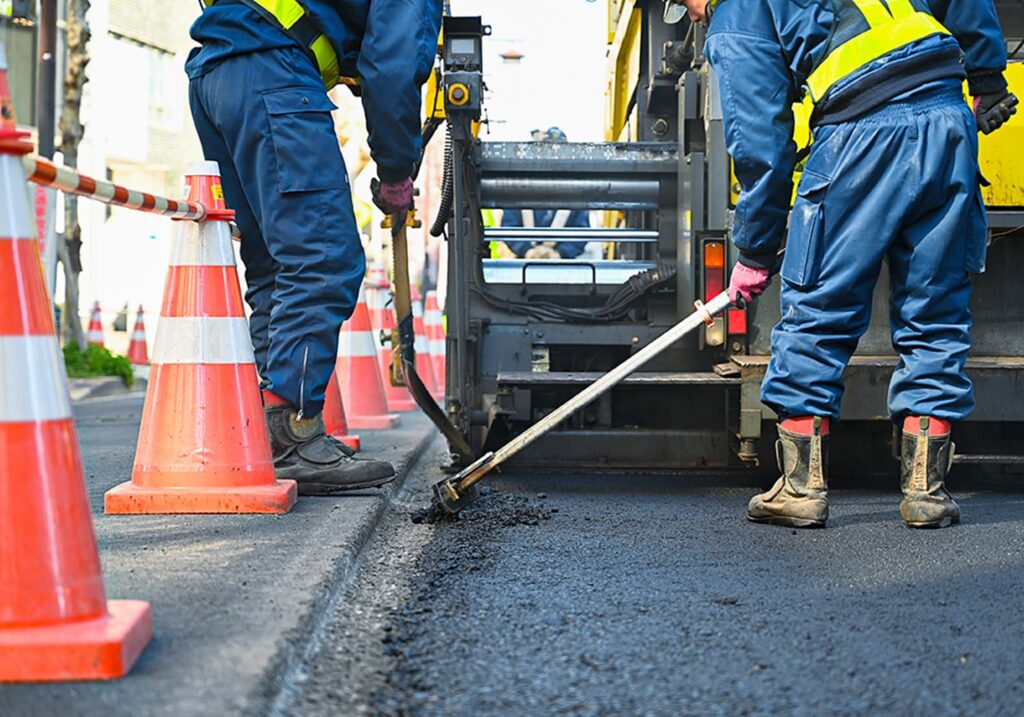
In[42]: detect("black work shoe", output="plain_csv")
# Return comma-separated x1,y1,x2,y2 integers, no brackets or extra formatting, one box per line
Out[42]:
265,405,395,495
900,417,960,529
747,418,829,529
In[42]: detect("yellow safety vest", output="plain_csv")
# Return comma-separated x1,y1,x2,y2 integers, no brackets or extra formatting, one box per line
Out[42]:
203,0,347,90
803,0,951,108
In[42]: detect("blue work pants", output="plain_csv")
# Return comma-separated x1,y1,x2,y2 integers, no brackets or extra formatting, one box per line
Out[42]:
763,85,987,422
189,47,364,415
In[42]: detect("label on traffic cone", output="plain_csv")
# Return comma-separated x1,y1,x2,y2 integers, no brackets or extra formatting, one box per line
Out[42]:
372,286,418,412
411,286,441,401
323,370,360,451
424,290,446,400
125,305,149,366
86,300,104,347
105,161,296,514
337,284,400,430
0,86,152,680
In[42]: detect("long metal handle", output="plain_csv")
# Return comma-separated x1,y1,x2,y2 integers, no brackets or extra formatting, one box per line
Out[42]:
454,291,734,493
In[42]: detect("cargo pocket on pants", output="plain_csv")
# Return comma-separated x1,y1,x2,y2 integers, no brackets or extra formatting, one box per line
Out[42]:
782,169,831,288
965,182,989,274
262,88,347,193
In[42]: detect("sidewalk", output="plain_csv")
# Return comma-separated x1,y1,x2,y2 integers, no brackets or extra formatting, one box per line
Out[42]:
0,394,438,717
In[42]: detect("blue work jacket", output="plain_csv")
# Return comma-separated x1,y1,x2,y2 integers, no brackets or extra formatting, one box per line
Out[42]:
187,1,443,182
704,0,1008,267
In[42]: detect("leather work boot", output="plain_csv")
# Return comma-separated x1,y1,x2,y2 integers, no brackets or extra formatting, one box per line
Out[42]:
265,404,395,495
900,417,960,529
747,417,829,528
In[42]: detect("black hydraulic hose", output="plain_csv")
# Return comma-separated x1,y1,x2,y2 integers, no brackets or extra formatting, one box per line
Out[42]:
430,122,454,237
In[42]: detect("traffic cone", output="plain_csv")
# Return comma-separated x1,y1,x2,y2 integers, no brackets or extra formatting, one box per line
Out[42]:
125,305,149,366
86,300,104,346
424,290,446,399
411,285,441,400
105,161,297,514
0,45,152,680
323,370,360,451
337,284,400,430
365,262,416,412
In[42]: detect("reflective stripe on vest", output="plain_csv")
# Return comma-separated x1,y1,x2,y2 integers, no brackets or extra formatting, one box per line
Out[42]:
523,210,571,229
804,0,951,106
203,0,342,89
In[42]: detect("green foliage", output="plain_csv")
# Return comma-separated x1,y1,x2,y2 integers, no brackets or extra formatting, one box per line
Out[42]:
63,342,134,387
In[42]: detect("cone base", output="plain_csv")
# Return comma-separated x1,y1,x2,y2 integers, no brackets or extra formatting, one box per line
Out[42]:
104,480,297,514
330,432,361,452
347,414,400,430
0,600,152,683
386,396,419,412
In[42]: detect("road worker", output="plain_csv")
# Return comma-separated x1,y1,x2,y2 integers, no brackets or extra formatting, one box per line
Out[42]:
501,128,591,260
186,1,442,494
671,0,1017,528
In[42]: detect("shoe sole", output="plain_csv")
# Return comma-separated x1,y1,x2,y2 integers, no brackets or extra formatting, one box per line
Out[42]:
747,514,826,529
294,474,397,496
905,516,960,529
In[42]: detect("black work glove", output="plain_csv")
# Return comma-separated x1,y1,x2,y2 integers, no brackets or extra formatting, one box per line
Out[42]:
974,90,1019,135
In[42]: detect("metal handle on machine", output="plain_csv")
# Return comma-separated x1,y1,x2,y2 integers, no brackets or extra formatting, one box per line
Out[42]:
450,291,734,496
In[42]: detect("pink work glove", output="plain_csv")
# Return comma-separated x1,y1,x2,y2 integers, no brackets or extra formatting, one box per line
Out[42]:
728,262,771,305
371,177,414,215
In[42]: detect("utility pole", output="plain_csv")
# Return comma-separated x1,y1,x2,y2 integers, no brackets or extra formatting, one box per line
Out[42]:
36,0,57,158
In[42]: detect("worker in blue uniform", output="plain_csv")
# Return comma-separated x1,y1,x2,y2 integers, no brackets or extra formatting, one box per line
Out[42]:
501,128,591,259
671,0,1017,528
187,0,442,494
501,209,591,260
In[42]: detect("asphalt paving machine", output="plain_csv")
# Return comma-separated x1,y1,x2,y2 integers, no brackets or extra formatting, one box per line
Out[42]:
428,5,1024,485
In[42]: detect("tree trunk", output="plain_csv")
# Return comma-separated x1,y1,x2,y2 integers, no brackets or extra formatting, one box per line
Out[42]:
57,0,91,347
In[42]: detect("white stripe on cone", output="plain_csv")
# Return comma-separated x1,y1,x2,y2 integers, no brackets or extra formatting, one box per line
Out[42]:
339,324,380,358
2,158,34,239
151,316,255,364
131,330,146,341
169,221,236,267
0,335,73,422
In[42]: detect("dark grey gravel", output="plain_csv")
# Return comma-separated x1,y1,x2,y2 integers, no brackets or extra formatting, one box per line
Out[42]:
283,460,1024,717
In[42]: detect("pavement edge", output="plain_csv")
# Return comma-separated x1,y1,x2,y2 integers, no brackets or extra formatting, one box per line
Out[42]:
244,425,439,715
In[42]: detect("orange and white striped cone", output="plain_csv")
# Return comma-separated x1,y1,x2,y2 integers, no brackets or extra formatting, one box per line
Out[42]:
86,300,104,347
411,286,441,400
105,161,297,514
125,305,149,366
337,284,400,430
0,45,152,681
323,370,360,451
424,290,446,399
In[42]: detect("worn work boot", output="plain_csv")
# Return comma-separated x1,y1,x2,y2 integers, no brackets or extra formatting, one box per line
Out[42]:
265,404,395,495
748,417,829,529
900,417,960,529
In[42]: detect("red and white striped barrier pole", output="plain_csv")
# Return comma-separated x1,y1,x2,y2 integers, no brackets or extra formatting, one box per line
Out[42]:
22,155,206,221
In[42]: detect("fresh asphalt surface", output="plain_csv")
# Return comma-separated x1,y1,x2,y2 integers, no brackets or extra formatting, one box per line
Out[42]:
281,447,1024,717
4,396,1024,716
